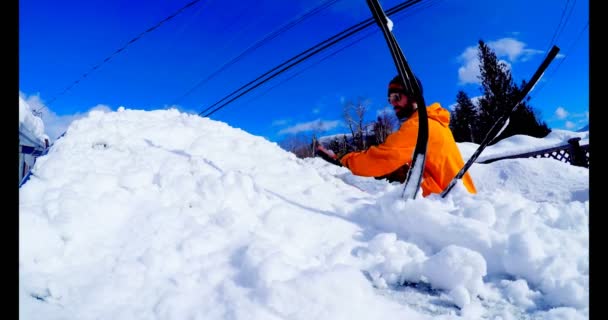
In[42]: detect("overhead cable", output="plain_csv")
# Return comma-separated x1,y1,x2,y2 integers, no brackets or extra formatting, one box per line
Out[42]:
200,0,427,118
172,0,342,105
36,0,203,114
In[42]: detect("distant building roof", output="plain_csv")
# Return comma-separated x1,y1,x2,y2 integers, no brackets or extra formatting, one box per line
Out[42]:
19,96,49,147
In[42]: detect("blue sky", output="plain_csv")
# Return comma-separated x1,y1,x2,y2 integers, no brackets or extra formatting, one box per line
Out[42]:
19,0,589,142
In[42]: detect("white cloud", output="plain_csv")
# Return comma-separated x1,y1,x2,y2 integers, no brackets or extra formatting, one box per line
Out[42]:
448,95,482,111
549,107,588,131
488,38,525,61
457,38,543,84
278,119,341,135
457,47,480,85
488,38,544,62
555,107,569,119
457,56,512,85
564,121,576,129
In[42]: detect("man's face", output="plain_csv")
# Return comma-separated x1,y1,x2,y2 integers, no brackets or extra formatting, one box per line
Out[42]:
388,88,415,120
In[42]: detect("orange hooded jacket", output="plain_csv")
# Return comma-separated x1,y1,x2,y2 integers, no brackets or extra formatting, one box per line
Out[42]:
340,102,476,197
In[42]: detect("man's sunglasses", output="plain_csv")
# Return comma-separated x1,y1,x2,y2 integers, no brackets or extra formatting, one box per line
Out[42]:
388,92,403,103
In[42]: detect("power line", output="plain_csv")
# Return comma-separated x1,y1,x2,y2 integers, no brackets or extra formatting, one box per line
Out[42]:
241,28,377,107
546,0,578,52
200,0,428,118
171,0,343,106
36,0,204,114
524,0,588,115
238,0,444,107
531,21,588,99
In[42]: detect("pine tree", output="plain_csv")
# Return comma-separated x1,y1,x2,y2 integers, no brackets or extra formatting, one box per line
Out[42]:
475,40,550,143
495,81,551,140
450,91,478,143
476,40,515,139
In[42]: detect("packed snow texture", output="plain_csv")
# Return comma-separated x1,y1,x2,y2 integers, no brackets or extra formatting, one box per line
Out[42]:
20,107,589,319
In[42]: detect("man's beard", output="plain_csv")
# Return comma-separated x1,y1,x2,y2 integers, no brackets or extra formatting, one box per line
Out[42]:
395,102,416,120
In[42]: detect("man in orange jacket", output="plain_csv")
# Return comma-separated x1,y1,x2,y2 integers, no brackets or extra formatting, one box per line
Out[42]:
317,75,476,197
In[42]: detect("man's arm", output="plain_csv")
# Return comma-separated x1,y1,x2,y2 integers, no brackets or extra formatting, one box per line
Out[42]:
315,145,343,167
340,123,417,177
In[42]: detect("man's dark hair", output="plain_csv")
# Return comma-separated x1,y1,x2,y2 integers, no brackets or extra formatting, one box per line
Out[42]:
388,75,423,99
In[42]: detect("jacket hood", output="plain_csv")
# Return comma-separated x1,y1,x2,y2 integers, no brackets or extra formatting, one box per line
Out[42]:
425,103,450,127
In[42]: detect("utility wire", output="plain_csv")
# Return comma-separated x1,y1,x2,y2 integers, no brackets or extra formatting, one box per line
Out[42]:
200,0,427,118
197,1,267,67
242,28,377,107
239,0,439,107
36,0,203,114
546,0,577,52
172,0,342,105
532,21,588,99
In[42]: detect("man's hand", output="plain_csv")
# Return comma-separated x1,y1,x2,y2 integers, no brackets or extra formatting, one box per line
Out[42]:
316,145,337,159
315,145,342,167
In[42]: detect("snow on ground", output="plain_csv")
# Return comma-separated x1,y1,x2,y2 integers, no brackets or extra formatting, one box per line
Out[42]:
20,108,588,319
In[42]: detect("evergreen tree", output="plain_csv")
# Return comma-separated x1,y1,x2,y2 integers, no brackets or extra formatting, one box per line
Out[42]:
494,82,551,140
450,91,478,143
474,40,550,143
476,40,516,140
